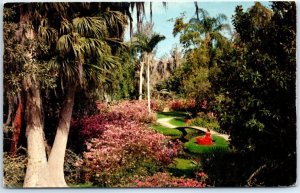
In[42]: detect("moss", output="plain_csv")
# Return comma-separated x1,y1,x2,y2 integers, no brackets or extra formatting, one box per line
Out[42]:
184,135,229,154
151,124,182,137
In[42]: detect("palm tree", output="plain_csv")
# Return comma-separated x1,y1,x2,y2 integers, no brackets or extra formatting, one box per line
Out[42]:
189,8,231,66
173,8,231,67
4,2,127,187
45,6,127,187
132,30,165,112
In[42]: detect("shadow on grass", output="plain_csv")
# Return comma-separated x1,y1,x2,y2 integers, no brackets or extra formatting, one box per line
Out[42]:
167,158,199,178
157,111,191,119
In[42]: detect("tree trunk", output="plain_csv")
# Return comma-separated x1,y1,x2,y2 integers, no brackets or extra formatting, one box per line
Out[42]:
47,84,76,187
23,76,48,187
139,61,145,100
147,54,151,113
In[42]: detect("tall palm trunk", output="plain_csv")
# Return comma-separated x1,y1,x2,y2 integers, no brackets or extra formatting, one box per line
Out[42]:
139,60,145,100
47,84,76,187
147,54,151,113
23,75,48,187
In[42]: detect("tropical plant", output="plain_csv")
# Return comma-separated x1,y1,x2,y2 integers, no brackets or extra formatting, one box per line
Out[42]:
3,2,128,187
132,22,165,112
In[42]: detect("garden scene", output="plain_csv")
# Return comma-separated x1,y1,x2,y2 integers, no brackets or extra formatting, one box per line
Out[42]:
3,1,296,188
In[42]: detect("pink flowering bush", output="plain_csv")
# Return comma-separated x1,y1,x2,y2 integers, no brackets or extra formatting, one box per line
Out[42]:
75,112,182,186
109,100,156,123
131,172,207,187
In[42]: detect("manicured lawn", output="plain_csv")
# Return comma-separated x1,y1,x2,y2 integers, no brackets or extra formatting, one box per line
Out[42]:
151,124,182,137
169,118,186,127
184,135,229,154
157,111,190,119
168,158,199,177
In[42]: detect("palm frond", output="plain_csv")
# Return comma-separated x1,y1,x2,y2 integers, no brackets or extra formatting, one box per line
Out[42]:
60,18,73,35
38,19,58,43
72,16,108,38
56,34,73,55
147,33,166,52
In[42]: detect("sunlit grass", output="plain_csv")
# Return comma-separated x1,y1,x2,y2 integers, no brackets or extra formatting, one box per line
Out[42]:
151,124,182,137
184,135,229,154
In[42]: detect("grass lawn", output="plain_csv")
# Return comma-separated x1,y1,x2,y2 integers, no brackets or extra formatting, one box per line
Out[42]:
169,118,186,127
168,158,199,177
184,135,229,154
151,124,182,137
157,111,190,119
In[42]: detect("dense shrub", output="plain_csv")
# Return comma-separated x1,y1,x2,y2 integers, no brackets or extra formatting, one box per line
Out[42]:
3,152,27,187
64,149,84,185
168,99,196,111
76,112,182,186
189,112,221,132
130,172,207,187
109,100,156,123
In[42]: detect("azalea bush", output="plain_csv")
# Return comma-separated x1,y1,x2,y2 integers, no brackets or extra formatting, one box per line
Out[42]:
130,172,207,187
168,99,196,111
109,100,156,123
75,112,182,186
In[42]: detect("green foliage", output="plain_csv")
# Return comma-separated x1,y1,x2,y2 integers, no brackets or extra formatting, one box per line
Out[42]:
190,112,221,132
184,135,229,154
214,2,296,186
64,149,83,185
3,153,27,188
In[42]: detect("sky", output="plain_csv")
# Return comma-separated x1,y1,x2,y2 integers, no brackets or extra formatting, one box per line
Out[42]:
125,1,271,59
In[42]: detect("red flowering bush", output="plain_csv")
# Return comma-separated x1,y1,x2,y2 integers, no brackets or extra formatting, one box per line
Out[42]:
75,112,182,186
131,172,207,187
109,100,156,123
150,100,166,112
168,99,196,111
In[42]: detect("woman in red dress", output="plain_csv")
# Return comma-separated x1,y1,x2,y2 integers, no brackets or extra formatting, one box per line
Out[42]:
196,129,213,145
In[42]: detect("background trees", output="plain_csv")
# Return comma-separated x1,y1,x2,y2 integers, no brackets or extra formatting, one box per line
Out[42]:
132,22,165,112
212,2,296,186
165,9,231,113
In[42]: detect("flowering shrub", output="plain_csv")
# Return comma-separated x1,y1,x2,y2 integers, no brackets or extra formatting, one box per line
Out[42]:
109,100,156,123
75,112,182,186
150,100,166,112
95,101,109,113
168,99,196,111
131,172,207,187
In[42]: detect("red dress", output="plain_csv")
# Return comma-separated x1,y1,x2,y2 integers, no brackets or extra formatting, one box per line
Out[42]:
196,132,213,145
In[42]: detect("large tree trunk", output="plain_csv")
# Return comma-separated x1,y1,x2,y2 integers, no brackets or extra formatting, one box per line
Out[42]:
139,61,145,100
23,76,48,187
147,54,151,113
47,84,76,187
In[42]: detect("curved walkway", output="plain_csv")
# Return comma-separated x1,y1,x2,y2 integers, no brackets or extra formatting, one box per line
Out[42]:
157,117,229,141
